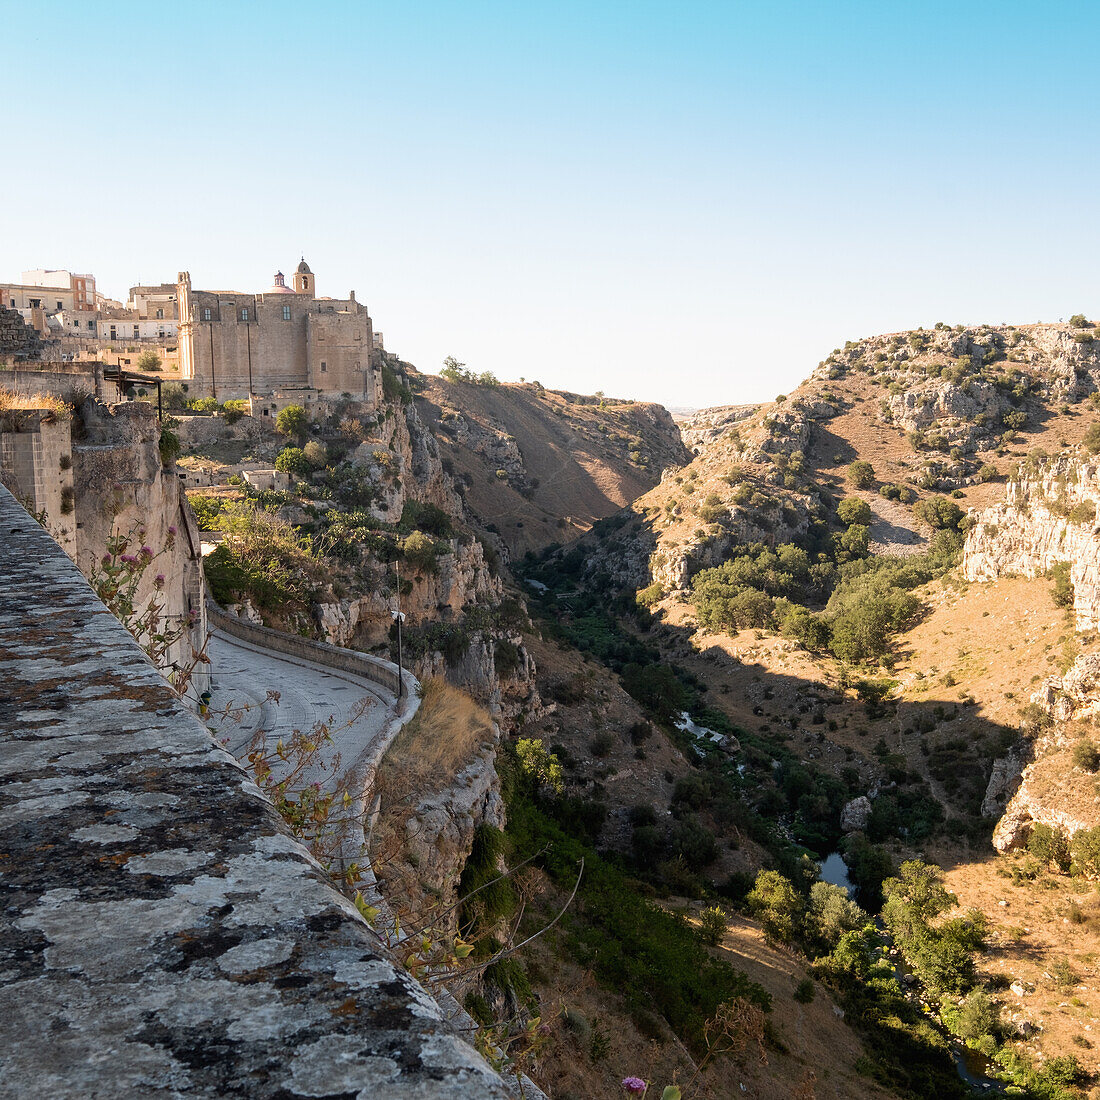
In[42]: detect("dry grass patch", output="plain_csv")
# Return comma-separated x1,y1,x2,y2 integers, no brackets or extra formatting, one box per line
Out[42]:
382,676,494,789
371,678,495,923
0,387,72,419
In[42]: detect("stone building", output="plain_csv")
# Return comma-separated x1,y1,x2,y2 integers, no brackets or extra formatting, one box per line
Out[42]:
177,260,381,406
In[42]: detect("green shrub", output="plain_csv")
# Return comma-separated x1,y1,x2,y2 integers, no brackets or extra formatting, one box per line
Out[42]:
1049,560,1074,608
698,905,727,946
188,495,223,531
275,446,311,476
186,396,218,414
793,977,816,1003
746,869,801,944
838,497,873,527
1070,826,1100,878
275,403,309,440
1069,500,1097,524
158,427,181,466
402,530,443,574
913,495,964,531
1070,313,1090,328
1073,738,1100,773
636,581,666,609
1083,423,1100,454
1028,822,1071,872
847,460,876,489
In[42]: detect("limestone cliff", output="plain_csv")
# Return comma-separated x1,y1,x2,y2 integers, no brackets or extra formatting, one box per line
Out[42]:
990,653,1100,851
415,373,689,557
964,454,1100,630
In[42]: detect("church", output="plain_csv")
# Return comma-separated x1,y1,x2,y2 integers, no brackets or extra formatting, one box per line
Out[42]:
176,260,382,408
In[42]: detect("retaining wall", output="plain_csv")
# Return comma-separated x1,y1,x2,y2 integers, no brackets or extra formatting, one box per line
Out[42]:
206,599,413,700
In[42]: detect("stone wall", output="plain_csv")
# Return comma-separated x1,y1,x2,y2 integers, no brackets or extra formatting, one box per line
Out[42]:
0,485,514,1099
0,400,209,697
0,304,44,361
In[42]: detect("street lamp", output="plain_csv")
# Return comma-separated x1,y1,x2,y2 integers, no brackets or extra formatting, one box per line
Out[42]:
391,607,405,699
391,561,405,699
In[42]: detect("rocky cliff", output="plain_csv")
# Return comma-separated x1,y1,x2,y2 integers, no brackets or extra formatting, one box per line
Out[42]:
990,653,1100,851
415,373,690,557
964,454,1100,630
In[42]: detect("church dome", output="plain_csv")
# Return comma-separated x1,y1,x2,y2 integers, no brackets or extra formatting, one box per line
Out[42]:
296,258,312,274
267,271,294,294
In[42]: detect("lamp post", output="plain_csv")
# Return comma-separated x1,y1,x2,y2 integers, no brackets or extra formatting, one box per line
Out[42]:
391,562,405,699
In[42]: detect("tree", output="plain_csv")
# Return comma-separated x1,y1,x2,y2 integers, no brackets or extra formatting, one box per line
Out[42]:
276,404,309,442
515,738,564,795
136,349,162,372
914,495,964,531
746,869,801,944
1070,313,1090,328
440,356,469,382
808,881,866,948
846,460,876,489
275,446,311,477
837,497,872,527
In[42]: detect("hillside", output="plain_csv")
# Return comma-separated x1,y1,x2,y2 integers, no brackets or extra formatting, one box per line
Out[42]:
513,318,1100,1097
412,371,689,556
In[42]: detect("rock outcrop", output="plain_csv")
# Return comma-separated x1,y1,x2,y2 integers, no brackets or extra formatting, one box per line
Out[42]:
990,651,1100,851
963,455,1100,630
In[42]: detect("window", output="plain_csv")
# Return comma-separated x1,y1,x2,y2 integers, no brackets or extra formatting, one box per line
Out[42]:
133,326,139,338
56,301,63,311
282,304,291,321
202,308,212,321
156,308,163,319
320,361,327,373
87,320,94,330
240,307,249,322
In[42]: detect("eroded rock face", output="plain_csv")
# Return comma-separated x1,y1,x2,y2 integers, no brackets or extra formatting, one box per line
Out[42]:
963,456,1100,631
982,754,1026,819
840,796,872,832
990,650,1100,852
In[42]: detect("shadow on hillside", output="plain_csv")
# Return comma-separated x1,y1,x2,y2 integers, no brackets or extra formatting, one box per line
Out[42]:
527,510,1028,878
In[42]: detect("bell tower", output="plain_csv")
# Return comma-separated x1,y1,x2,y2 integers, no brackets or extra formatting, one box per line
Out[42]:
293,258,314,297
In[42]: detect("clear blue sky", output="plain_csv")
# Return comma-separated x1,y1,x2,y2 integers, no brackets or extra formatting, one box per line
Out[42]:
5,1,1099,408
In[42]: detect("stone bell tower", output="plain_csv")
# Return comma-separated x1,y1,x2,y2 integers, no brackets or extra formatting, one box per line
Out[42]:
292,258,314,297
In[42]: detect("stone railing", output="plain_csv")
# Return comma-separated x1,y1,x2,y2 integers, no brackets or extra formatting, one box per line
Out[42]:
206,598,414,700
0,485,513,1098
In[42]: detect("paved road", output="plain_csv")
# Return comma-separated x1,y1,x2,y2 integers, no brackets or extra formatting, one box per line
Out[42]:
205,630,394,788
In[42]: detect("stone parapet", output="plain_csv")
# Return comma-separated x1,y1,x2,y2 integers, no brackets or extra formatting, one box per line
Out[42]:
0,485,510,1099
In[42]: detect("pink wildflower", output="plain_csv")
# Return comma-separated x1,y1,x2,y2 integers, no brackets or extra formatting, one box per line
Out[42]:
140,545,154,558
120,554,136,564
154,573,166,589
101,555,112,567
622,1079,647,1095
167,525,178,535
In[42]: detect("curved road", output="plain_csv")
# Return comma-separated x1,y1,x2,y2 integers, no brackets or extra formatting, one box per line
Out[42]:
205,629,395,788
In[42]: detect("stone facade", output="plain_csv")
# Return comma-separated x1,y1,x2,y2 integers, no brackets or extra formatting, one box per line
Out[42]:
177,264,381,404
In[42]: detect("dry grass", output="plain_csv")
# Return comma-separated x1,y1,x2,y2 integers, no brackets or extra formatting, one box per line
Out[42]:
382,676,494,787
0,388,72,418
370,678,495,924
